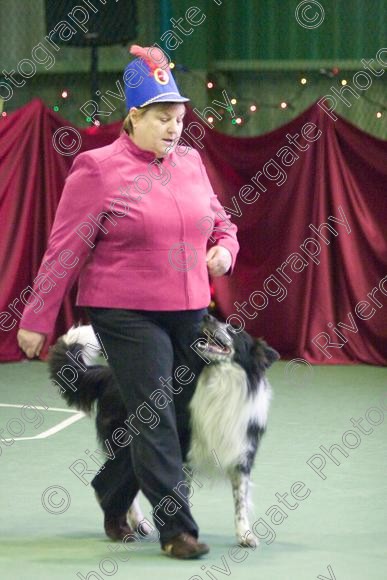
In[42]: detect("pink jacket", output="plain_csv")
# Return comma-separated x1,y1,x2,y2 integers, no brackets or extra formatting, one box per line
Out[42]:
20,133,239,334
19,132,239,335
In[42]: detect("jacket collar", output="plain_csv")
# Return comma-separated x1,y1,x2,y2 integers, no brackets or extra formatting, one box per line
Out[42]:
118,131,163,163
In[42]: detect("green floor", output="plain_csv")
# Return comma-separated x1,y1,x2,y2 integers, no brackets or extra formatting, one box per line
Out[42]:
0,360,386,580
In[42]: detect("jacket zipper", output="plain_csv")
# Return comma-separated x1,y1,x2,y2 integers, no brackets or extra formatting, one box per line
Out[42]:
165,184,190,308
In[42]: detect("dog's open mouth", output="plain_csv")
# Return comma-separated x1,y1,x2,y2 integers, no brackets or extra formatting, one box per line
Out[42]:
196,339,231,356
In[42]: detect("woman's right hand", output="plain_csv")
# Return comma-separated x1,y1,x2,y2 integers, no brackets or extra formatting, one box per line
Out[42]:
17,328,46,359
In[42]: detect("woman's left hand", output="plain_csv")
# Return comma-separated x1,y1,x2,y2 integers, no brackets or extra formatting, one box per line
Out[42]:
206,245,232,277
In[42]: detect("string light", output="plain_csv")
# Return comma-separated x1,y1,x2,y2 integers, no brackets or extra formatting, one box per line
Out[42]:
47,65,387,131
2,65,384,135
197,67,384,127
363,94,386,122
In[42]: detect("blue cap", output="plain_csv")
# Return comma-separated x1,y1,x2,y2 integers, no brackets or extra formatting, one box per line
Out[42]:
124,45,190,109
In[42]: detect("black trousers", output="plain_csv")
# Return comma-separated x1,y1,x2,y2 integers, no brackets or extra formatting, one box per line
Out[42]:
85,306,208,544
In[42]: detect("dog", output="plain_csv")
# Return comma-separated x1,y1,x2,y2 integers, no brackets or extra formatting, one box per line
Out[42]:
48,313,279,547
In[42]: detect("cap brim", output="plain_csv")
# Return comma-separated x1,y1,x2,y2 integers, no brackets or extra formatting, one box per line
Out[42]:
139,93,190,107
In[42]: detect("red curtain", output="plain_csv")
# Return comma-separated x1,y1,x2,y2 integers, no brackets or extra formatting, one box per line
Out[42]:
1,99,386,364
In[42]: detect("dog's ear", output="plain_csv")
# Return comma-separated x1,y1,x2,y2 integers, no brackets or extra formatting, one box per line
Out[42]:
254,338,280,370
265,346,280,367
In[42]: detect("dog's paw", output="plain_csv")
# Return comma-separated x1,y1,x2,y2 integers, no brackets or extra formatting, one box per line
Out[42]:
237,531,259,548
137,520,154,536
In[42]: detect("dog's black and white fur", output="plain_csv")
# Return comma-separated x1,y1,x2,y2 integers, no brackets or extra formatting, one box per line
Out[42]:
48,314,279,547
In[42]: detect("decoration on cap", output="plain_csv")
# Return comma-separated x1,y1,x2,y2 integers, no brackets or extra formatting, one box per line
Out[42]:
129,44,169,74
154,68,169,85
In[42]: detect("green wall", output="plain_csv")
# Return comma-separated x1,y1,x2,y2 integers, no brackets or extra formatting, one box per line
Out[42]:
173,0,387,66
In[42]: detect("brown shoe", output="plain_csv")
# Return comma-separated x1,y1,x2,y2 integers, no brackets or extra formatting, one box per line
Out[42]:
94,491,136,542
104,513,136,542
162,532,209,559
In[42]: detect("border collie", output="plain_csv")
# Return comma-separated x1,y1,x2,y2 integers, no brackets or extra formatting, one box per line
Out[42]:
48,313,279,547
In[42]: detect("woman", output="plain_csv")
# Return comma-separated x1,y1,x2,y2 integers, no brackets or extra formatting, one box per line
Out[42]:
17,45,239,559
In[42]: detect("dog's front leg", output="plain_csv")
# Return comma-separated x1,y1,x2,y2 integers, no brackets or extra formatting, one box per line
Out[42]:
127,492,153,536
230,470,258,548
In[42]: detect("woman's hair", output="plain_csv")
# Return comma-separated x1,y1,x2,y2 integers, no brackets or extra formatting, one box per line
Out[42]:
121,102,183,135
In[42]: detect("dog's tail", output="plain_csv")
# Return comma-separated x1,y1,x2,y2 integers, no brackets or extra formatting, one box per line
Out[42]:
48,325,113,414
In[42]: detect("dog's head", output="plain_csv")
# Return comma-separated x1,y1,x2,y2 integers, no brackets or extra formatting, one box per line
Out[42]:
195,314,234,362
196,314,280,375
